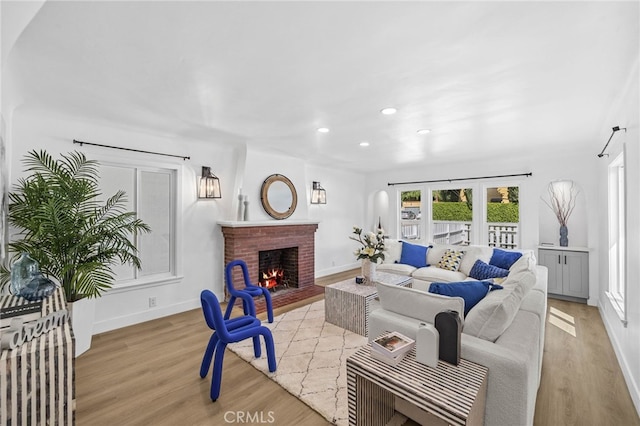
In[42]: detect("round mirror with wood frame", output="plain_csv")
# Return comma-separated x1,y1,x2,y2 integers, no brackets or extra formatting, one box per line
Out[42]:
260,174,298,220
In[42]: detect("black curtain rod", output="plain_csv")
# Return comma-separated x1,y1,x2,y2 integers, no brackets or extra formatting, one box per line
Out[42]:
388,172,532,186
73,139,190,161
597,126,627,158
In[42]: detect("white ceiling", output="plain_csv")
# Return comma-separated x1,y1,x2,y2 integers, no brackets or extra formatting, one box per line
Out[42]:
4,1,639,172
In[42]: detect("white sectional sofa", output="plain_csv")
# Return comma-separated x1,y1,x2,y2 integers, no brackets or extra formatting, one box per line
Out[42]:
370,241,548,426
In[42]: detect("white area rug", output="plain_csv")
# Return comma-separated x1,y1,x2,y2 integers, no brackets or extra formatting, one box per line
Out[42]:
228,300,368,425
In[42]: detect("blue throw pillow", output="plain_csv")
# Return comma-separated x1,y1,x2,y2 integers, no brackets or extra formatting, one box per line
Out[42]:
489,248,522,270
428,281,503,316
469,259,510,280
399,242,430,268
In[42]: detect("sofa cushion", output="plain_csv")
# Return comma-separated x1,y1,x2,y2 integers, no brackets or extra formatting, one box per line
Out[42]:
463,268,536,342
382,239,402,264
459,246,494,276
376,262,417,276
428,245,493,277
490,248,523,270
509,251,535,274
437,248,464,271
399,241,430,268
411,266,467,283
469,259,510,280
375,281,464,325
429,281,503,316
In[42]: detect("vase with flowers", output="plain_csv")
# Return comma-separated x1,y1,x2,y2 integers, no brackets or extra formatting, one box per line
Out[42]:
349,226,385,284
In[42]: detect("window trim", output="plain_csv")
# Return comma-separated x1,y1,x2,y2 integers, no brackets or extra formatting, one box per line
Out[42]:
89,154,184,292
606,149,628,326
396,180,523,248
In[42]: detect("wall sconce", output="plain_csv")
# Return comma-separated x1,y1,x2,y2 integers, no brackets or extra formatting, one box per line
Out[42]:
311,181,326,204
198,166,221,199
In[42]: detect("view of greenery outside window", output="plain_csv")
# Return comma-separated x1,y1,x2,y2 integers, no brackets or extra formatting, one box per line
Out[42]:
607,153,626,323
486,186,520,248
432,188,472,245
400,190,421,240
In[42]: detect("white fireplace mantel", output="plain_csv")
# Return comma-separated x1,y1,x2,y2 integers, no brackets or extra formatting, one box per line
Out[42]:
217,220,320,228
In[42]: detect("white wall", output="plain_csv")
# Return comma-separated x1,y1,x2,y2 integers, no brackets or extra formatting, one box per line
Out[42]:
305,163,366,276
8,108,239,332
597,60,640,414
5,109,369,333
363,151,599,304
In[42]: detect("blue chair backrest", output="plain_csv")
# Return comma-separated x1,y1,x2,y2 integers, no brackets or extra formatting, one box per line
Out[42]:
225,259,253,293
200,290,233,342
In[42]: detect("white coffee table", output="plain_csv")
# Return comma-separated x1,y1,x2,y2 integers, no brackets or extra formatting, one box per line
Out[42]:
324,272,412,336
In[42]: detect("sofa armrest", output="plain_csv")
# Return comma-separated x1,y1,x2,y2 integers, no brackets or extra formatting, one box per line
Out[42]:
462,310,540,426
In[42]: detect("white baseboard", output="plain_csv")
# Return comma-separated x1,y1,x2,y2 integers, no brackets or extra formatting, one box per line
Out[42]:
92,298,201,335
598,300,640,417
316,262,360,278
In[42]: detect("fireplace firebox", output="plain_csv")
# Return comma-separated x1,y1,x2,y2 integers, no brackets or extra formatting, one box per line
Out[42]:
258,247,298,291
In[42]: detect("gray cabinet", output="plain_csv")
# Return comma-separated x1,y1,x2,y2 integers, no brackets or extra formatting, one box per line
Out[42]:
538,247,589,302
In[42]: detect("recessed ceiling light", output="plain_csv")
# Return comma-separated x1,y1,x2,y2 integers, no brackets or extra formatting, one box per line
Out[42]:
380,107,397,115
417,129,431,135
360,142,370,147
317,127,330,133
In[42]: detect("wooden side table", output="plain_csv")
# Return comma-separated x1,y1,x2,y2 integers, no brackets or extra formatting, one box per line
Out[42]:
347,345,488,426
0,288,75,425
325,272,412,336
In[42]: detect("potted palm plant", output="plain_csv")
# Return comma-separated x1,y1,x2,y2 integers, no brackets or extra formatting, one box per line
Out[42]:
0,150,150,355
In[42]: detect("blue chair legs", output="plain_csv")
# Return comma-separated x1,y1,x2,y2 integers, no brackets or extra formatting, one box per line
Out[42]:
223,291,273,323
200,289,277,401
200,316,259,378
204,330,277,401
223,295,257,320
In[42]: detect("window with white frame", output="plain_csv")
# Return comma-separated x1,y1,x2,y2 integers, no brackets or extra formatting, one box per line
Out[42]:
98,162,179,287
399,189,422,241
397,182,522,248
432,188,473,246
486,186,520,249
607,152,626,323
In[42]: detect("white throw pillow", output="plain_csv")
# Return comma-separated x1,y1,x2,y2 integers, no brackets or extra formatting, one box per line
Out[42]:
376,281,465,325
459,246,493,276
383,239,403,264
463,268,536,342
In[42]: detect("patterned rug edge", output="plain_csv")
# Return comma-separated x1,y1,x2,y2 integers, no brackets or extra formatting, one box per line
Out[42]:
227,300,368,426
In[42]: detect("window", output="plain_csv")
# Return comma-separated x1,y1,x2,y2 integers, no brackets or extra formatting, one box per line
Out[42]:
397,182,523,247
607,152,627,324
486,186,519,249
432,188,472,245
99,162,180,289
400,190,421,240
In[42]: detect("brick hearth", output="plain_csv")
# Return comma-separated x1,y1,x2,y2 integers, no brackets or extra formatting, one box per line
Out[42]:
220,221,319,303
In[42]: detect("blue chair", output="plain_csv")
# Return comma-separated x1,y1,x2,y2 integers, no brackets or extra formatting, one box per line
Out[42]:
224,259,274,323
199,289,277,401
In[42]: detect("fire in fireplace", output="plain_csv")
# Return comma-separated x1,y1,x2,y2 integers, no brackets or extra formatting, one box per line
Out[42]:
260,268,284,289
258,247,298,291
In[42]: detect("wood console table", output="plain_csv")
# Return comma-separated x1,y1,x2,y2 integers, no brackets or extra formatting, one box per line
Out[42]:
0,287,75,425
347,345,487,426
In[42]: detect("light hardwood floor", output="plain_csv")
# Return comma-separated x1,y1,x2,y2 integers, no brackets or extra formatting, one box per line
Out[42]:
76,273,639,425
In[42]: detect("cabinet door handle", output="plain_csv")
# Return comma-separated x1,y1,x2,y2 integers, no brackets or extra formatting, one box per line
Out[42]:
564,255,567,265
558,255,561,264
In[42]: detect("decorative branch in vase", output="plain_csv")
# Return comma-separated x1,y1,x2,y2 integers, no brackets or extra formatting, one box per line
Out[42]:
543,180,579,247
349,226,385,284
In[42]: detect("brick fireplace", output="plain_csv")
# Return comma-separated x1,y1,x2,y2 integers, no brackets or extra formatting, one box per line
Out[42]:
219,221,319,301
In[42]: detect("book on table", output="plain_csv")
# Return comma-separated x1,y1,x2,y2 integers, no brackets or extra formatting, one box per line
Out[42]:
0,300,43,328
371,331,415,361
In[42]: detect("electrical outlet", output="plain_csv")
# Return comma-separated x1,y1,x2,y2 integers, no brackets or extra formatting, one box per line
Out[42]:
149,297,157,308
